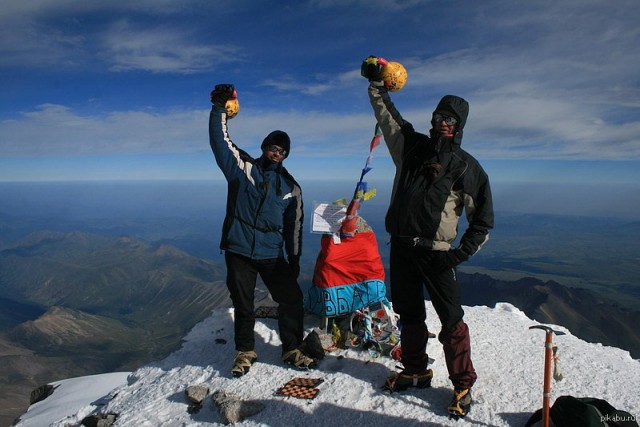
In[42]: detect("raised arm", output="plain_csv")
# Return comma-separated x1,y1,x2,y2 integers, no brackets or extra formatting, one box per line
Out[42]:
208,84,255,183
362,56,410,166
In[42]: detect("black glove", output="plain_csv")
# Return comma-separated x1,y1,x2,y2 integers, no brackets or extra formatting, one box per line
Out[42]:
288,255,300,279
445,248,469,269
434,249,469,272
360,56,388,82
210,84,236,109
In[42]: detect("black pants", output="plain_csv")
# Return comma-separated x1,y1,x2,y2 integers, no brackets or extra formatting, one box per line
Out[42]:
390,238,477,390
225,251,304,354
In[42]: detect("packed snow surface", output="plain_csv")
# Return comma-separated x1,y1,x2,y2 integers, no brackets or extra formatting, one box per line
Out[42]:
16,302,640,426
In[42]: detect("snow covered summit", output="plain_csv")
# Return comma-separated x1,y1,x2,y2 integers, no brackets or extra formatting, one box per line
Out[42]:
16,302,640,426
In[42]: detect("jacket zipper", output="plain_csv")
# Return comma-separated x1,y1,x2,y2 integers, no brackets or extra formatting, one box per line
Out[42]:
251,174,270,257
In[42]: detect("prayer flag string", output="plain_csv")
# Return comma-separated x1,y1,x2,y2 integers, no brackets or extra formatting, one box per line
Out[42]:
340,124,383,236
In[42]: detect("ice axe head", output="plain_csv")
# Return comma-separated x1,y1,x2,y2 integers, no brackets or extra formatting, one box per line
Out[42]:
529,325,566,336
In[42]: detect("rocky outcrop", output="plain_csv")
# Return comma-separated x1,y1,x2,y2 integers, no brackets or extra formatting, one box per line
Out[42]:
29,384,57,405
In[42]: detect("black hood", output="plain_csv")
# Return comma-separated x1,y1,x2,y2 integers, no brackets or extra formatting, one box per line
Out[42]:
431,95,469,146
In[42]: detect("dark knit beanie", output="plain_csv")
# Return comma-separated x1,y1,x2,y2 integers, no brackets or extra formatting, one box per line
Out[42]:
261,130,291,158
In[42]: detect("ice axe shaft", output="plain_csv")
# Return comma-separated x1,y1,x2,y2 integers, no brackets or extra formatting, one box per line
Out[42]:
530,325,565,427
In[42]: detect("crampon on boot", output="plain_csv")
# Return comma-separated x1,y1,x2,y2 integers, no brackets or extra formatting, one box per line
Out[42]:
282,348,317,370
383,369,433,392
448,388,472,418
231,350,257,378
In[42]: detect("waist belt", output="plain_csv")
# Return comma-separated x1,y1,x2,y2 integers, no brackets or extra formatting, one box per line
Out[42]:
393,235,434,248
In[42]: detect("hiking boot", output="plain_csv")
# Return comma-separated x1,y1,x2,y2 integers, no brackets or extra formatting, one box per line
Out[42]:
282,348,317,370
383,369,433,392
231,350,257,378
448,388,472,418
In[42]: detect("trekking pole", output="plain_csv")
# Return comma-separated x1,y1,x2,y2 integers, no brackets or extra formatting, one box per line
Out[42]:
529,325,565,427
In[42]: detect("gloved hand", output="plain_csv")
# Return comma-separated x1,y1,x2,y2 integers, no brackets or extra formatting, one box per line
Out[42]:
444,248,469,269
360,56,389,82
210,84,236,109
288,255,301,279
434,249,469,272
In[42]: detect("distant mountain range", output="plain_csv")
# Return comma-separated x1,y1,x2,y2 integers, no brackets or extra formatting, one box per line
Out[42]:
0,231,231,425
457,272,639,359
0,230,638,425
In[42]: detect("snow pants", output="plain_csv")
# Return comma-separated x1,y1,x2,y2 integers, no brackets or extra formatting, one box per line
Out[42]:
389,238,477,390
225,251,304,354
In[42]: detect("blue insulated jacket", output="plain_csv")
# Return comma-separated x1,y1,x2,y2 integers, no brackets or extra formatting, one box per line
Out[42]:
209,106,303,260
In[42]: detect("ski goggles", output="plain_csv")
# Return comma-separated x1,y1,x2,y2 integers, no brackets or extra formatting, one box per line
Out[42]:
432,113,458,126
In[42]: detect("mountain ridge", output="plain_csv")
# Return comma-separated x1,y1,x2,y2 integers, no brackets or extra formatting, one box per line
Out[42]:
458,272,640,358
0,231,232,426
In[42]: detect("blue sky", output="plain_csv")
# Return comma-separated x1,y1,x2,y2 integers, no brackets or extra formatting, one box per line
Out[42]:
1,0,639,190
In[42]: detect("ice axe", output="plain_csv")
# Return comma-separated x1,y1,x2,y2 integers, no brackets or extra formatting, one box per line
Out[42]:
529,325,565,427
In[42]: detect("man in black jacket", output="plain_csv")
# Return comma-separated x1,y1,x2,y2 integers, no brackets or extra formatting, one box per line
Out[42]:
361,56,494,418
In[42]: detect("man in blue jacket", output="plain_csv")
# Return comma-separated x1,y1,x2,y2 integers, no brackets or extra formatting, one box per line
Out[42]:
209,84,316,377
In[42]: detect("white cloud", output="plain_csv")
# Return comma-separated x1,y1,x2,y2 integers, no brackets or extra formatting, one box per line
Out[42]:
0,0,241,71
3,102,639,162
308,0,428,11
0,16,87,67
0,104,204,156
0,0,210,20
0,104,375,159
101,20,239,74
261,77,332,95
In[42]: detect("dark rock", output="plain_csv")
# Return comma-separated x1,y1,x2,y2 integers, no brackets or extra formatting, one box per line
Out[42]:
80,413,117,427
300,330,325,360
185,385,209,414
211,390,265,424
30,384,57,405
185,385,209,404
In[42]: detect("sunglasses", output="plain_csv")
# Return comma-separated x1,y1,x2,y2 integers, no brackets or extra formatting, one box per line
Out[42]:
433,113,458,126
266,145,287,156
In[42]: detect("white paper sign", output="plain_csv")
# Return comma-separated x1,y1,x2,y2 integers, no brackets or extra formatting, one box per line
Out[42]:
311,202,346,233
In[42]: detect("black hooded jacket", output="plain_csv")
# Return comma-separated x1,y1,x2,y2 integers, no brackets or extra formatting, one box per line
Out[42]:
367,82,493,257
